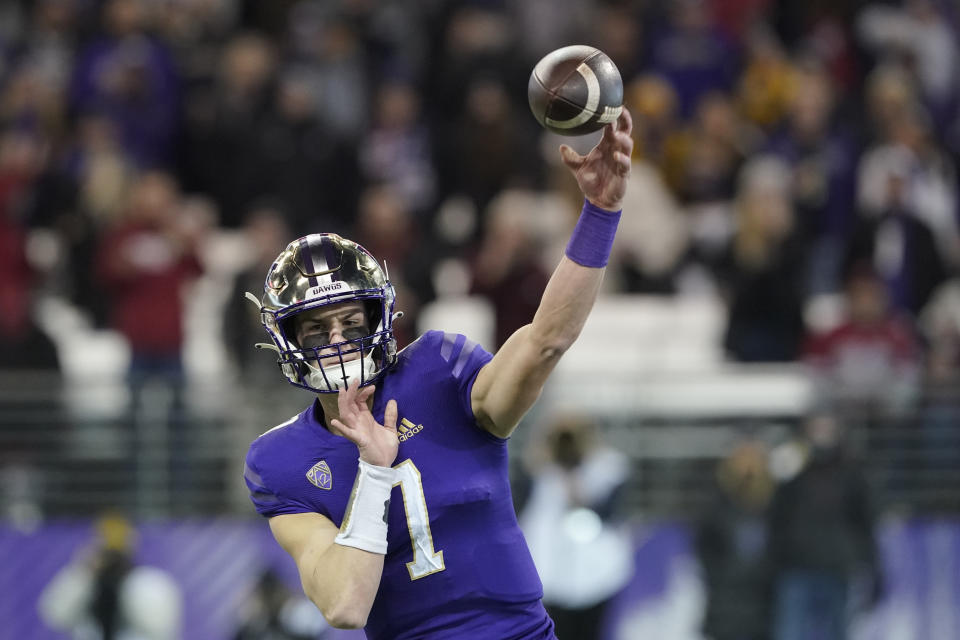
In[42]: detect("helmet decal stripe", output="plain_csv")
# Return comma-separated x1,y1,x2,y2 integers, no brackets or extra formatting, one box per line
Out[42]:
299,237,319,288
321,238,339,282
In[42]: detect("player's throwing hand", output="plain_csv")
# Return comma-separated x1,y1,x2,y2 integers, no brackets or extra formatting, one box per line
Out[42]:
559,108,634,211
330,379,399,467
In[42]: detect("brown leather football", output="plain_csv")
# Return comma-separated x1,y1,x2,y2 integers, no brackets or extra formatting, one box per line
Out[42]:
528,45,623,136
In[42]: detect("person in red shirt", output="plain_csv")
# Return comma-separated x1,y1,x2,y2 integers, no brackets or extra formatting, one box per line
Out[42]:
95,171,203,512
0,218,61,371
96,170,202,372
803,262,920,415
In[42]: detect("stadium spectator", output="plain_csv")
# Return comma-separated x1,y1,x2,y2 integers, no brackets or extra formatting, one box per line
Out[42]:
508,0,592,67
625,74,683,179
647,0,740,119
608,150,690,295
518,414,634,640
803,263,921,415
38,512,183,640
0,128,49,225
95,170,202,377
883,104,959,267
768,411,882,640
8,0,80,109
764,60,859,295
587,3,645,82
847,143,947,316
736,23,797,133
359,79,437,217
673,91,753,206
283,3,370,142
0,215,59,370
257,68,359,236
696,439,774,640
913,333,960,512
435,72,542,225
69,0,180,168
916,275,960,511
225,202,293,380
721,155,806,362
94,170,203,512
352,184,435,349
856,0,960,131
469,190,551,348
180,32,277,228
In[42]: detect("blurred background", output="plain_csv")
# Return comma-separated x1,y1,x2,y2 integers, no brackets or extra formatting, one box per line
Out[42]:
0,0,959,638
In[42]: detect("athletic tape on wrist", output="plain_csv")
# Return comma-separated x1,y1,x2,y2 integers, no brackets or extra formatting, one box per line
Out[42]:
334,459,395,555
564,199,622,268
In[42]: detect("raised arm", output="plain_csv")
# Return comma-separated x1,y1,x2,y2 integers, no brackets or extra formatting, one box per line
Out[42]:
472,109,634,438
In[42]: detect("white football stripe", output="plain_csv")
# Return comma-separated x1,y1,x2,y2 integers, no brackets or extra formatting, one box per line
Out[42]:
545,61,600,129
598,105,623,123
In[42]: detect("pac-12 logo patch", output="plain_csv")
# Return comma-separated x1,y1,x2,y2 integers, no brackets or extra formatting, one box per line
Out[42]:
306,460,332,490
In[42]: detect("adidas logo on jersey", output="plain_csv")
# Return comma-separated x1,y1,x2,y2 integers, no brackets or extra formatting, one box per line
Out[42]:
398,418,423,442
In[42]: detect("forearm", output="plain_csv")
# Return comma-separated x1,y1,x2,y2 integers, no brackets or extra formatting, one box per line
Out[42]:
272,460,395,630
300,541,384,628
308,458,394,628
531,199,621,351
530,256,604,353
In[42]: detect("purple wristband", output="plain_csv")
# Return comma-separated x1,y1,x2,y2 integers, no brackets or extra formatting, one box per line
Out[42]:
564,199,622,268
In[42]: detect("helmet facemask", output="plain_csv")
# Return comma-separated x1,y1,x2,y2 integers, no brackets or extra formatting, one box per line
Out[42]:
277,299,392,392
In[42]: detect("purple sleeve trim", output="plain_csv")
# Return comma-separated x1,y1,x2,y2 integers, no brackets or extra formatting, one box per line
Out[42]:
564,199,622,268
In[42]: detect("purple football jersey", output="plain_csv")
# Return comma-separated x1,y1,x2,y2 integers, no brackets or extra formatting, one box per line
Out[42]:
244,331,556,640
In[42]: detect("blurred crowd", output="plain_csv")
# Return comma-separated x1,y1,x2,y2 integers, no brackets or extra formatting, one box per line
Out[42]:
1,0,960,416
4,3,960,636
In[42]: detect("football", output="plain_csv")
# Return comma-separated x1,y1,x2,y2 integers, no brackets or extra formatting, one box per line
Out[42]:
527,45,623,136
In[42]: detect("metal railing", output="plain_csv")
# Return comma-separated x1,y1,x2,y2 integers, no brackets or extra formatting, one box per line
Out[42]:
1,370,958,521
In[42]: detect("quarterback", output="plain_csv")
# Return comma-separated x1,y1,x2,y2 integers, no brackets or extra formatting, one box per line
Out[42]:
244,109,634,639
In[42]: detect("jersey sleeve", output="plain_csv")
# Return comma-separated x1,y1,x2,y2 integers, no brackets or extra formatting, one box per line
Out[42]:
244,438,318,519
432,331,494,420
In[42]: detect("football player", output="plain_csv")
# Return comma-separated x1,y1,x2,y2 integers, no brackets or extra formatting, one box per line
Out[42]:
244,109,634,639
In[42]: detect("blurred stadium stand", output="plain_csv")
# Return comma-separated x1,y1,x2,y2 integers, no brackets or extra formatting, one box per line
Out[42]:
1,295,957,522
3,0,960,637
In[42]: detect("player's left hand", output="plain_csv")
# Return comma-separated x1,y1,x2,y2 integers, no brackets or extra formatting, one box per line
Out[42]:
330,379,399,467
559,108,633,211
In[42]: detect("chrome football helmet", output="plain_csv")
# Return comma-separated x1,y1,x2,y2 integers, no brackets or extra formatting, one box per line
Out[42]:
251,233,398,393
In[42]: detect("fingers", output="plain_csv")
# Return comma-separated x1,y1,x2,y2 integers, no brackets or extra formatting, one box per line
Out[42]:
614,150,631,176
383,399,398,433
329,417,355,438
617,106,633,135
337,378,367,424
600,107,631,142
612,131,633,156
358,384,376,405
605,110,633,172
559,144,585,170
607,118,633,150
336,380,356,418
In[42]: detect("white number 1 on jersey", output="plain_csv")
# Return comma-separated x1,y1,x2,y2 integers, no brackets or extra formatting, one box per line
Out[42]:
393,459,446,580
